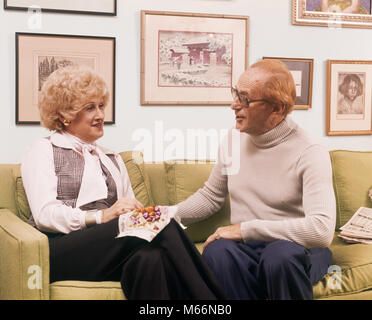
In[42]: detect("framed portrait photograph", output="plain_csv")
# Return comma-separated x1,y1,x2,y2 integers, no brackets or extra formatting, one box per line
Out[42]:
292,0,372,29
16,33,116,124
326,60,372,135
263,57,313,110
140,10,249,105
4,0,117,16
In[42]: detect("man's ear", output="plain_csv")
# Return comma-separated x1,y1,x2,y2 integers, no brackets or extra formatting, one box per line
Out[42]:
272,103,286,115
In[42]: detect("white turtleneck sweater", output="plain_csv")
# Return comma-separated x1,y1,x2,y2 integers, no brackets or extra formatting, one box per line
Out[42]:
177,116,336,249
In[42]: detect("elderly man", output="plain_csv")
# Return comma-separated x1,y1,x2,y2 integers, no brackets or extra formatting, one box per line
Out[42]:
176,59,336,300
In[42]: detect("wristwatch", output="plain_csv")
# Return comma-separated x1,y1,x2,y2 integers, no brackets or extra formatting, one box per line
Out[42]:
85,209,103,227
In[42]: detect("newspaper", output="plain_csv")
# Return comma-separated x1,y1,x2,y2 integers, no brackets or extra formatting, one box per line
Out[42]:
116,205,183,242
339,207,372,244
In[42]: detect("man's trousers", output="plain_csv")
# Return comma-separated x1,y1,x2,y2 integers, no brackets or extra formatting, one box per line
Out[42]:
202,238,332,300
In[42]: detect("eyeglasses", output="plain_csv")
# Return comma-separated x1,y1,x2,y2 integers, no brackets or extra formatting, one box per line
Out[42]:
231,86,268,108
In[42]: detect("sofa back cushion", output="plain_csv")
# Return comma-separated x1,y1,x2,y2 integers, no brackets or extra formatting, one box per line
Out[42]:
164,160,231,242
13,167,32,222
330,150,372,230
12,151,154,222
119,151,154,207
143,162,170,206
0,164,18,215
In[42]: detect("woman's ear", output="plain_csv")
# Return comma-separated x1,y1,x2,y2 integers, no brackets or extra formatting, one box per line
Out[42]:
58,114,70,127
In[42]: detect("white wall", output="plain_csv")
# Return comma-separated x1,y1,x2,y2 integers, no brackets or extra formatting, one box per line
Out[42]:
1,0,372,163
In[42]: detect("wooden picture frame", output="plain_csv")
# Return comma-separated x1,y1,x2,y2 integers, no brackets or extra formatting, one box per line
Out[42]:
263,57,313,110
140,10,249,106
326,60,372,135
4,0,117,16
16,32,116,124
292,0,372,29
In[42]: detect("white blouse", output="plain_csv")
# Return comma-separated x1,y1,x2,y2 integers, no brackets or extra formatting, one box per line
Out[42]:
21,132,135,234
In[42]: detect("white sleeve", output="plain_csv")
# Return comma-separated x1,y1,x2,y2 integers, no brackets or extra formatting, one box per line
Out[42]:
21,139,87,234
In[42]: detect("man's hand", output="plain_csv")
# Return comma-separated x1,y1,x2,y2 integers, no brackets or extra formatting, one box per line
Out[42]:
203,224,242,250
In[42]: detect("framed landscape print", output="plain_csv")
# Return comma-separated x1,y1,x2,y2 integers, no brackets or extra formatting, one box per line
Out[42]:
263,57,313,110
140,10,249,105
4,0,117,16
292,0,372,29
326,60,372,135
16,33,116,124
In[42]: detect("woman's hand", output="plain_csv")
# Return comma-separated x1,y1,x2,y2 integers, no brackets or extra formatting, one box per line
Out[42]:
101,198,144,223
203,224,242,250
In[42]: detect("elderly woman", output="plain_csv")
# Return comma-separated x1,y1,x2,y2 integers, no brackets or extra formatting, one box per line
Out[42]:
21,66,225,300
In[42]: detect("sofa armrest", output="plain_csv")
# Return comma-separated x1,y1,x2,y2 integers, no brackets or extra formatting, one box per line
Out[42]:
0,209,49,300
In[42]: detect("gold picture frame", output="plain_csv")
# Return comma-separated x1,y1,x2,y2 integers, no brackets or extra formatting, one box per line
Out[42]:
4,0,117,16
326,60,372,135
292,0,372,29
140,10,249,106
263,57,313,110
16,32,116,124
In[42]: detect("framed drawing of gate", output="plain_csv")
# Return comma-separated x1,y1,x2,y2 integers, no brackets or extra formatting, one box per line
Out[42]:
140,10,249,105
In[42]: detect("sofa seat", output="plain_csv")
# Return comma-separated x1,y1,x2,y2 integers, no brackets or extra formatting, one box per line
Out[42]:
50,281,125,300
313,232,372,299
47,232,372,300
48,232,372,300
195,236,372,300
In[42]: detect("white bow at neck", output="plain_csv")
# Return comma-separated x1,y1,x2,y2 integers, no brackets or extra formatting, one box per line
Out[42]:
51,131,123,209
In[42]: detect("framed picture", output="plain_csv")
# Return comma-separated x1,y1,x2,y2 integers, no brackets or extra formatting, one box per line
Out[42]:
263,57,313,110
16,33,116,124
4,0,117,16
326,60,372,135
292,0,372,29
140,10,249,105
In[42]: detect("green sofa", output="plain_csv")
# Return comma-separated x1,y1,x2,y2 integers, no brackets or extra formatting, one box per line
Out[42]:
1,150,372,300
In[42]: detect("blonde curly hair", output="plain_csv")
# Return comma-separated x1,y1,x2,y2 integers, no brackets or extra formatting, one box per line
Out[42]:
38,65,109,131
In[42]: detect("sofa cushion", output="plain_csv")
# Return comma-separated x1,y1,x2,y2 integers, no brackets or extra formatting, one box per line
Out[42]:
9,166,31,222
195,235,372,300
50,281,125,300
0,165,18,215
15,174,32,222
12,151,154,222
120,151,154,207
330,150,372,230
144,162,170,206
164,160,230,242
313,232,372,299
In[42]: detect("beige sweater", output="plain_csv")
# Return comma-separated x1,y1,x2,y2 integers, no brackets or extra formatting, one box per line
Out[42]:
177,117,336,248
